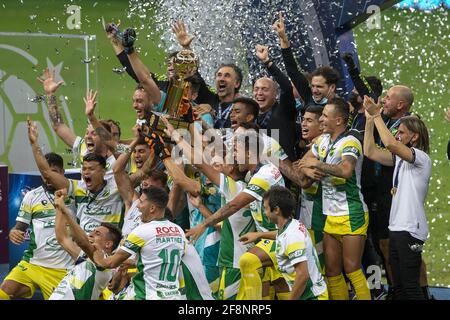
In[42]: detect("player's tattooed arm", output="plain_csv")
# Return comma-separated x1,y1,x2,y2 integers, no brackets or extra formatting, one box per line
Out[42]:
314,155,357,179
204,192,254,227
47,95,64,126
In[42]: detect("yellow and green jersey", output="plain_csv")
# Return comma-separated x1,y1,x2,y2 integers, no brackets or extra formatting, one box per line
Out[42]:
17,185,75,269
121,219,186,300
243,162,285,232
217,173,256,269
72,136,135,178
276,219,327,300
70,178,124,233
299,181,325,232
312,134,368,224
49,252,112,300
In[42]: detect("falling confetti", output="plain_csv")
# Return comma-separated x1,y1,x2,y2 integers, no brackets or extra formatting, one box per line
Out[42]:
28,95,46,103
126,0,449,287
112,66,127,74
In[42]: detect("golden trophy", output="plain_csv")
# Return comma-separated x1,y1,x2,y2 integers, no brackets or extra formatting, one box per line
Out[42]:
148,49,199,142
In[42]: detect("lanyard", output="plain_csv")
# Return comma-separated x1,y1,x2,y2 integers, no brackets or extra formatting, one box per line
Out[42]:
217,103,232,120
391,159,403,196
393,159,403,189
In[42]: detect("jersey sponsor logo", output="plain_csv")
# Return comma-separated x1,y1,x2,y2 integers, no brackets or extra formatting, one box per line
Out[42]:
320,145,327,153
249,201,259,212
18,263,28,271
45,236,63,251
343,146,360,156
43,219,56,228
83,221,100,233
270,167,281,179
329,147,336,157
297,223,307,236
288,249,305,260
246,184,260,192
155,226,181,235
83,205,113,216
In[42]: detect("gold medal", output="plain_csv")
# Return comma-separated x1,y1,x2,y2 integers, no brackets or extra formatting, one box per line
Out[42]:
391,187,397,196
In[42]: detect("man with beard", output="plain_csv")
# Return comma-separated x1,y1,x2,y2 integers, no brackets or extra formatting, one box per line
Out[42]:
363,85,431,299
0,152,75,300
211,63,244,129
107,20,215,111
272,13,339,114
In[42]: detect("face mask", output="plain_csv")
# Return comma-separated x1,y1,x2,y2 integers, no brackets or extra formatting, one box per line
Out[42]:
313,96,328,105
313,86,333,105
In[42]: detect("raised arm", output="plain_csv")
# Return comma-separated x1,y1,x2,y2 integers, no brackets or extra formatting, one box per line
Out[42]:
363,111,394,166
37,68,77,147
27,118,70,191
161,117,221,186
127,52,161,105
54,189,98,261
255,44,296,118
267,63,296,117
172,20,195,50
92,247,131,269
273,13,312,105
342,53,375,100
167,184,187,220
165,160,201,196
188,194,213,219
113,142,138,211
54,189,81,260
84,90,118,155
119,27,161,105
364,96,412,162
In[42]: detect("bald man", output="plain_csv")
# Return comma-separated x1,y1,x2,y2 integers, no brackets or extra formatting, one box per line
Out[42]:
381,85,414,119
253,45,297,161
362,84,431,299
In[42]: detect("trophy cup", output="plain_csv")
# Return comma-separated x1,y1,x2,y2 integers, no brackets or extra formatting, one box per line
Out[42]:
148,49,199,142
